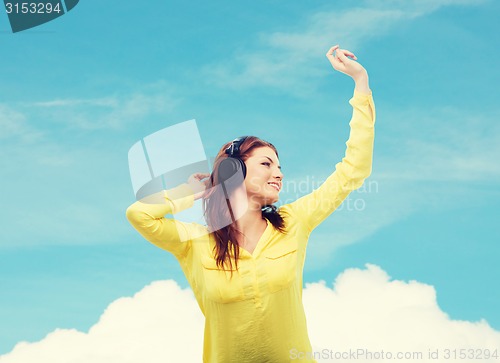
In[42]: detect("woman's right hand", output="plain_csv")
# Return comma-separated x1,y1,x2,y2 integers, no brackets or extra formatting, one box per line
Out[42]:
187,173,211,200
326,44,371,94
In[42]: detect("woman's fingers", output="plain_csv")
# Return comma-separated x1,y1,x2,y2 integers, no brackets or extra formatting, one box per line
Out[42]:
326,44,339,54
188,173,211,187
192,172,210,180
326,45,340,60
341,49,357,59
326,45,357,58
336,49,346,61
326,45,342,69
326,44,366,79
327,45,358,71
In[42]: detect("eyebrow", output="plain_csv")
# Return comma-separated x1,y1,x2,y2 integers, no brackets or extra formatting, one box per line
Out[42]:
262,156,281,169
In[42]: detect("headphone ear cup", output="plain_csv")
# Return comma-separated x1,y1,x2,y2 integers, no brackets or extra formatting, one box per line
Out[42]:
240,159,247,179
218,158,246,188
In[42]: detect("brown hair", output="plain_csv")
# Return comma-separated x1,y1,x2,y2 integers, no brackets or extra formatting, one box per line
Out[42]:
202,136,286,272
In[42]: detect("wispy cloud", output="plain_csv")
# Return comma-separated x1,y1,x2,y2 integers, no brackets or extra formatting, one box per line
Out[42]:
201,0,485,94
31,97,118,108
280,103,500,266
1,266,498,362
22,81,182,130
0,104,44,143
375,104,500,183
0,82,185,249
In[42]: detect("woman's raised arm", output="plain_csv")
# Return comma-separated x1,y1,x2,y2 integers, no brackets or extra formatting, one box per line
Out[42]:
283,45,376,232
125,173,210,258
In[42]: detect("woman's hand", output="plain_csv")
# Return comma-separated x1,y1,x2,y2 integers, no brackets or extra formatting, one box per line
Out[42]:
326,45,367,81
326,44,370,93
187,172,211,200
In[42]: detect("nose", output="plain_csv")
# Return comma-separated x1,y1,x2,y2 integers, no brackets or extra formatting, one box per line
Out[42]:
274,168,283,181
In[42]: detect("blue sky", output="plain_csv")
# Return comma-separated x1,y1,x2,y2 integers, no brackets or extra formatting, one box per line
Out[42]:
0,0,499,358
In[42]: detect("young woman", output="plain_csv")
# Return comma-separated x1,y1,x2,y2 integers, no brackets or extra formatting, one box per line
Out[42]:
126,44,376,363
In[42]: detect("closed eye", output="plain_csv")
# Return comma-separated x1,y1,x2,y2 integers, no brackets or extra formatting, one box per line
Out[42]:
261,162,271,167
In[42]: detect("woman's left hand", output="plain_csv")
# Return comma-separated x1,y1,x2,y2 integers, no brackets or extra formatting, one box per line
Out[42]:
326,45,367,80
187,172,211,200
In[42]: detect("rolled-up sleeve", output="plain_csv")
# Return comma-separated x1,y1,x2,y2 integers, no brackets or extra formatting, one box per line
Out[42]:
126,183,196,258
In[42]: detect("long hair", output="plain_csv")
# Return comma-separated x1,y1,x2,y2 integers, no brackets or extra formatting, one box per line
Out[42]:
202,136,286,272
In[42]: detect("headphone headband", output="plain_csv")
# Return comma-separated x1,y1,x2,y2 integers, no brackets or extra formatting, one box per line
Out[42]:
225,136,248,157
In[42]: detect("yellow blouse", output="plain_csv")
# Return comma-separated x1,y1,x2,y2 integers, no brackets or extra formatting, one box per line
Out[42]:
126,90,376,363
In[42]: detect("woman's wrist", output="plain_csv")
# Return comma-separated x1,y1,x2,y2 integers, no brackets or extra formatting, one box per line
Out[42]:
353,71,370,94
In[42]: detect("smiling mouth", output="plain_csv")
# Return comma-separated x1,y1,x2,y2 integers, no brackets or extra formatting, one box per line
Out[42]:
268,182,281,191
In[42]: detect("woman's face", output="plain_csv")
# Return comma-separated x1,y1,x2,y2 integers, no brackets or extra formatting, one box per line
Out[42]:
243,146,283,206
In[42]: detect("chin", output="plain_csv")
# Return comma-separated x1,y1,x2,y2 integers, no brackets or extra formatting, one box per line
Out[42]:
265,195,279,205
254,197,277,207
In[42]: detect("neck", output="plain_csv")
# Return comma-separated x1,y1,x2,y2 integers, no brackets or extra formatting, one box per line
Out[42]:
234,206,266,235
227,187,268,238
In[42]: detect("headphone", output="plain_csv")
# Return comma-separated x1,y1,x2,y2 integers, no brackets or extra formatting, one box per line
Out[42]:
216,136,248,223
217,136,248,184
216,136,277,222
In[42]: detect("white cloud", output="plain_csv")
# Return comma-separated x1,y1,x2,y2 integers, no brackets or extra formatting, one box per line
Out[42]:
0,280,205,363
202,0,485,94
304,264,500,362
1,265,499,362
